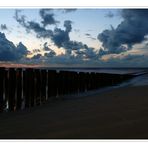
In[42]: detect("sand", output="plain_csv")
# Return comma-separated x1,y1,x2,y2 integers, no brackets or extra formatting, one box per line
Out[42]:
0,85,148,139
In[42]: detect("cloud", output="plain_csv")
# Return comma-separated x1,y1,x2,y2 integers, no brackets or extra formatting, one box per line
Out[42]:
14,10,27,28
15,11,53,38
0,24,8,30
64,20,72,32
85,33,96,40
39,9,59,26
0,32,29,61
43,42,51,51
105,11,114,18
100,53,148,67
50,20,73,50
32,49,41,53
31,53,42,59
74,29,80,33
85,33,91,36
49,20,97,58
44,50,56,57
51,26,70,48
98,9,148,56
16,42,29,56
62,9,77,13
43,42,56,57
14,9,53,38
14,9,98,63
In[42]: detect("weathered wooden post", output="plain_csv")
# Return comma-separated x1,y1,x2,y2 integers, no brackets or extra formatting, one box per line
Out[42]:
69,71,73,94
16,68,22,110
4,68,9,111
86,72,91,91
23,68,28,108
40,69,47,103
78,72,85,92
29,68,35,107
34,69,41,105
23,68,35,108
57,71,70,96
0,67,4,112
91,72,97,90
56,71,62,96
70,71,78,94
8,68,16,111
48,70,57,98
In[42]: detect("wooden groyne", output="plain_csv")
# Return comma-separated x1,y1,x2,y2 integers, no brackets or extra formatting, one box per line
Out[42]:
0,67,134,112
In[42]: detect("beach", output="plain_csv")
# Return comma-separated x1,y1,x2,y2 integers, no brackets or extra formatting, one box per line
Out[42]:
0,85,148,139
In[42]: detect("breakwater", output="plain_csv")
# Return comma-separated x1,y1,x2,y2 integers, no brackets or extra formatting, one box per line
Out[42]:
0,67,134,112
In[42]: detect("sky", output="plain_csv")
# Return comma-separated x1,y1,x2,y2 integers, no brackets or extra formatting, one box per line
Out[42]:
0,8,148,67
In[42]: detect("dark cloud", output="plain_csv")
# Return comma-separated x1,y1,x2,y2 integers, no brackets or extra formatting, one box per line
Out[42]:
64,41,86,50
0,24,8,30
105,11,114,18
31,54,42,59
28,21,53,38
85,33,91,36
51,27,70,48
0,32,29,61
14,10,27,28
42,42,56,57
84,47,98,59
48,20,93,55
62,9,77,13
85,33,96,40
14,12,71,48
98,9,148,56
39,9,59,26
32,49,41,53
16,42,29,56
14,10,53,38
49,20,73,50
64,20,72,32
44,50,56,57
15,9,58,28
43,42,51,51
14,10,97,62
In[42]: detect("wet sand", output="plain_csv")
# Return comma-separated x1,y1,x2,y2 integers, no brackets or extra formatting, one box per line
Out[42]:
0,85,148,139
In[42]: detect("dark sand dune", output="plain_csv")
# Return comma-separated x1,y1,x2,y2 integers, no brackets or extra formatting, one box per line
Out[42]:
0,86,148,139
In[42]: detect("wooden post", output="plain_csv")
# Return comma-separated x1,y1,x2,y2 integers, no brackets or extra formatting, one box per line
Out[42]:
8,68,16,111
48,70,57,98
0,67,4,112
4,69,9,111
40,69,47,103
16,68,22,110
23,68,34,108
34,69,41,105
78,72,86,92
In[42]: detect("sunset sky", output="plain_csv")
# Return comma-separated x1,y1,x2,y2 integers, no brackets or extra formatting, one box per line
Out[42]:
0,9,148,67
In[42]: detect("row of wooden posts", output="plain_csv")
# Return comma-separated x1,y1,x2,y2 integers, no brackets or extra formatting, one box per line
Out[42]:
0,67,133,112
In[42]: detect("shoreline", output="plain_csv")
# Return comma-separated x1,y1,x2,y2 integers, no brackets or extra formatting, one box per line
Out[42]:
0,85,148,139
